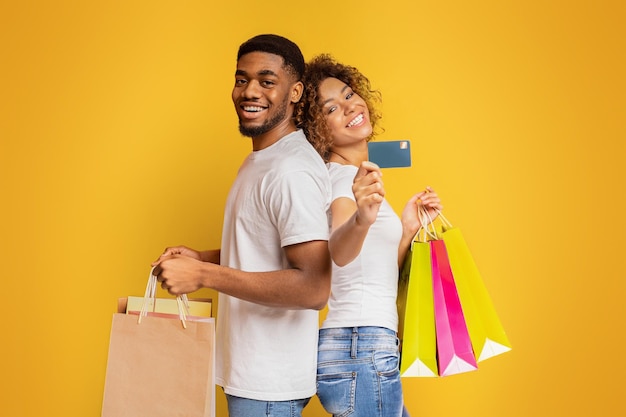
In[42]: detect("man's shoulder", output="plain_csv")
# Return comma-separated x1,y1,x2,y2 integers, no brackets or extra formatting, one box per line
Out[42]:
277,129,310,151
274,131,327,170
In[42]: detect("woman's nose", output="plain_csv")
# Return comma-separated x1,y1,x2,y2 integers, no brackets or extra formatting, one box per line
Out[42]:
345,101,356,114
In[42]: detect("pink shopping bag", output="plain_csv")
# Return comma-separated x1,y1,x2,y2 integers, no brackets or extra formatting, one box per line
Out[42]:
431,239,478,376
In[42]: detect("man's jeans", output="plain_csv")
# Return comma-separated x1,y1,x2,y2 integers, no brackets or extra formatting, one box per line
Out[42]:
225,394,310,417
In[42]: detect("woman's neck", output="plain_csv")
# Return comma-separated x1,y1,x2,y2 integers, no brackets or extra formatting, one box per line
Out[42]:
328,150,367,167
328,143,369,167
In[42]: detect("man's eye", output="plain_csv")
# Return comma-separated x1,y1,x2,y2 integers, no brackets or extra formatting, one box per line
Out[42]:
235,79,247,86
261,80,275,87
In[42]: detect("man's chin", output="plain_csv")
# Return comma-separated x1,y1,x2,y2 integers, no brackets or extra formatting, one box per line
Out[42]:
239,122,269,138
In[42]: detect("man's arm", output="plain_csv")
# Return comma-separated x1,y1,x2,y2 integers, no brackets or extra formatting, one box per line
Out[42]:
198,249,220,264
152,246,220,264
154,239,331,310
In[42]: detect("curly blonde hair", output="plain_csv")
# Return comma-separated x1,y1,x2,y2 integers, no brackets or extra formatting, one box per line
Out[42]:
295,54,382,162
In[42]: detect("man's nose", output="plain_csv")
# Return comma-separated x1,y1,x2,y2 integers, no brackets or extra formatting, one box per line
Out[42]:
242,80,262,98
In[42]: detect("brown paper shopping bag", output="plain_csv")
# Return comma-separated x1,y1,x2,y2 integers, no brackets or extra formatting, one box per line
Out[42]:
101,270,215,417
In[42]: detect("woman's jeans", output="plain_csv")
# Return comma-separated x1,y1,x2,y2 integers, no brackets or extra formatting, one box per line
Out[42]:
317,326,408,417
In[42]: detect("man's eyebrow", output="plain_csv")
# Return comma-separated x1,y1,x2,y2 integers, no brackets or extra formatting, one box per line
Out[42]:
234,69,279,77
258,69,279,77
322,84,350,106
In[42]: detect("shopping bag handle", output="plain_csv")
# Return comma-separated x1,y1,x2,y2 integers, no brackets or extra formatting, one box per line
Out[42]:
137,267,191,329
414,206,453,243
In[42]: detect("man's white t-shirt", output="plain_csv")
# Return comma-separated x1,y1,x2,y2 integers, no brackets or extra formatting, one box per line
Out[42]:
216,130,331,401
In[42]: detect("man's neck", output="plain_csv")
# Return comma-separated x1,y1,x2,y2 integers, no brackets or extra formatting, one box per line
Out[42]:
251,119,298,151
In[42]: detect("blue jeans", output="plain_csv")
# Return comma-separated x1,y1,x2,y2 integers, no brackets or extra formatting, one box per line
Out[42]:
317,327,408,417
225,394,310,417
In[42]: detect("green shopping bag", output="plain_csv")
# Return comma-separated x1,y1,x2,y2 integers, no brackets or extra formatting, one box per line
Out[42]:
397,239,438,377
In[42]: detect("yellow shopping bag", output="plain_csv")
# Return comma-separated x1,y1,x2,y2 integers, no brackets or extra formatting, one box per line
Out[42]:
440,221,512,362
125,296,213,320
397,239,438,377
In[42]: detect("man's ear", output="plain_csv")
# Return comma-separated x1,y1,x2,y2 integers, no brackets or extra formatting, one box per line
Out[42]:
291,81,304,103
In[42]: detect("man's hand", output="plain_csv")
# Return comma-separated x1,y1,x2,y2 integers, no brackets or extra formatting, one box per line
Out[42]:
152,254,206,296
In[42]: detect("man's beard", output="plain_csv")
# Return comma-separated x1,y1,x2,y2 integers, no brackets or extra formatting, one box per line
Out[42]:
238,98,289,138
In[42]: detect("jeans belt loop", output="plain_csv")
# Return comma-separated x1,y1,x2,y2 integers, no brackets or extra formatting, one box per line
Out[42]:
351,327,358,358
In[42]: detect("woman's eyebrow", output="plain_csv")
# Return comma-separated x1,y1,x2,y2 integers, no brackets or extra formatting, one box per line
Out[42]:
322,84,349,106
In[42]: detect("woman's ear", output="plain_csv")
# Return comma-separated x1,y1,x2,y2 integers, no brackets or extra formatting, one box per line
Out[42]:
291,81,304,103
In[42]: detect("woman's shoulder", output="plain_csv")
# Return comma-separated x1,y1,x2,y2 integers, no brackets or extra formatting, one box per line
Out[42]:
327,162,358,176
327,163,358,195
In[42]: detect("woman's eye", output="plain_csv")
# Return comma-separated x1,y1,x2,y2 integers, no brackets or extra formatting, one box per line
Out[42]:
346,92,353,99
327,106,337,114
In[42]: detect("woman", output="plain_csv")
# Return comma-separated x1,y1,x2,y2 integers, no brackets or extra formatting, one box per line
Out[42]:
297,54,442,417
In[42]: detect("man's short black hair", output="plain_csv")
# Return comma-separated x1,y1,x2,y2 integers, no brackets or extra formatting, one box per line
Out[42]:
237,34,305,81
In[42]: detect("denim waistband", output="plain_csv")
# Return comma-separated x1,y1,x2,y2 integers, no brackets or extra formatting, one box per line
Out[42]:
319,326,396,338
318,327,398,355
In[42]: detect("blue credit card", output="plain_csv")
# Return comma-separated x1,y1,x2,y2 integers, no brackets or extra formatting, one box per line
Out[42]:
368,140,412,168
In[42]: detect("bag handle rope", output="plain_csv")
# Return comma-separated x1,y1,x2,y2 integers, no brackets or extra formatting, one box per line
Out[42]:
137,267,190,328
415,205,453,243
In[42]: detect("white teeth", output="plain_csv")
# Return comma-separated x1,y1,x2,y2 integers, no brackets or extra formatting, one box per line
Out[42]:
347,113,364,127
243,106,264,112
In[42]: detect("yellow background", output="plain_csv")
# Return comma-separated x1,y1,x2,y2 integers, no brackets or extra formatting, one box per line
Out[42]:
1,1,624,416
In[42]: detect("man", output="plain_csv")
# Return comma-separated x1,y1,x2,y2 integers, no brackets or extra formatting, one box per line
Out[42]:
152,34,332,416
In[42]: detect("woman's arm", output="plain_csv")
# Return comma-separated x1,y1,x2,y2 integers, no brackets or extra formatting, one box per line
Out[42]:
328,162,385,267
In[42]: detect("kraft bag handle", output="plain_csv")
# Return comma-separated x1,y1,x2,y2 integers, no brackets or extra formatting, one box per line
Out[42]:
137,267,190,328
